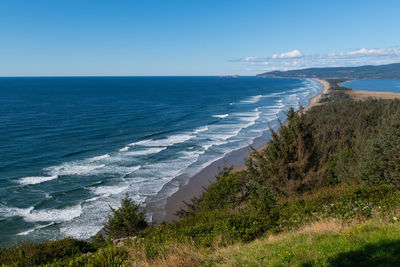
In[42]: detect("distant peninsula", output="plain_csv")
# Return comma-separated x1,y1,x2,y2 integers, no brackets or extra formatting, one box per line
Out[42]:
257,62,400,79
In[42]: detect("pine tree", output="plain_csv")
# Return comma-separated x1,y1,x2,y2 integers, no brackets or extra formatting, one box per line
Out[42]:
105,194,148,239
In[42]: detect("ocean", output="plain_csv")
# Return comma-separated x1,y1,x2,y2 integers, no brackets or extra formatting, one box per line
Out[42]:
343,79,400,92
0,76,321,246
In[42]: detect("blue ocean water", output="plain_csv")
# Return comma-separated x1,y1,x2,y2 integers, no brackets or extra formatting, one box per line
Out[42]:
343,79,400,92
0,77,321,246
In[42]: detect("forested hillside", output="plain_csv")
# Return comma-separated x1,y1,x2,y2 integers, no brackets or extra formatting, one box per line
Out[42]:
257,62,400,79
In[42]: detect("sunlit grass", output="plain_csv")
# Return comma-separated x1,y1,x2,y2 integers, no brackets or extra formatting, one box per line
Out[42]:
205,220,400,266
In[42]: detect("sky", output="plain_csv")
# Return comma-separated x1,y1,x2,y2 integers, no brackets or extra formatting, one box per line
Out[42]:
1,0,400,76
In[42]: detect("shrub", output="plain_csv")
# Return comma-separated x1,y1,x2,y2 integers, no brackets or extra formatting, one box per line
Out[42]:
88,245,127,267
105,194,148,239
357,126,400,188
0,238,95,266
91,232,107,250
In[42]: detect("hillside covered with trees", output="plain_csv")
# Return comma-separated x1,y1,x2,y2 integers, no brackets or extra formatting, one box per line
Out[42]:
257,62,400,79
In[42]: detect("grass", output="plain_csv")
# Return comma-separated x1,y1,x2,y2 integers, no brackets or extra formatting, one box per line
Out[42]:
204,219,400,266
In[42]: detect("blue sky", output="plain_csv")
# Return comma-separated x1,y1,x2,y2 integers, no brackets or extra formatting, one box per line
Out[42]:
1,0,400,76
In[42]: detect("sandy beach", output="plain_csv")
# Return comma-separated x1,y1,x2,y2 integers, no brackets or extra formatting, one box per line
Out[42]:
305,79,330,110
156,79,331,222
345,89,400,100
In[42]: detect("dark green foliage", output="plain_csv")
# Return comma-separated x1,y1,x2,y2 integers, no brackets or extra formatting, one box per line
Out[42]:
175,167,244,218
257,62,400,79
358,125,400,187
0,238,95,266
158,98,400,254
320,89,352,102
91,232,107,250
36,245,128,267
326,239,400,267
326,79,352,91
105,194,148,239
325,148,356,185
87,245,127,267
252,99,400,195
249,185,276,214
248,106,317,195
274,184,400,231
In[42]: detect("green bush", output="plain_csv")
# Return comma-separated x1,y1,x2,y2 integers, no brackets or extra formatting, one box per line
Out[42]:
0,238,95,266
325,148,356,185
358,126,400,187
105,194,148,239
42,245,128,267
88,245,127,267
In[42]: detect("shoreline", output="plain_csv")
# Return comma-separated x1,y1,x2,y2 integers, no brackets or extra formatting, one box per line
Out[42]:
157,78,331,223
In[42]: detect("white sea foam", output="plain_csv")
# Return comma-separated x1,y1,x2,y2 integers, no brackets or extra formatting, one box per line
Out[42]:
284,94,300,105
119,146,130,152
0,205,34,218
23,205,82,223
91,185,130,196
0,204,82,223
289,86,307,93
60,223,104,240
125,147,166,156
240,94,263,104
97,165,141,175
231,111,258,116
18,175,58,185
123,129,207,154
132,133,195,147
213,114,229,119
201,140,229,151
84,195,104,203
17,222,55,236
45,163,106,177
193,126,209,134
239,92,284,104
239,115,259,122
17,228,35,236
88,154,110,162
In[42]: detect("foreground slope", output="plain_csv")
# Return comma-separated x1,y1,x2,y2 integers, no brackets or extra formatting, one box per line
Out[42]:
206,219,400,266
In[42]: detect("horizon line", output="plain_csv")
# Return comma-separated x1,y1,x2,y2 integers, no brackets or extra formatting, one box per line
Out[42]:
0,75,252,78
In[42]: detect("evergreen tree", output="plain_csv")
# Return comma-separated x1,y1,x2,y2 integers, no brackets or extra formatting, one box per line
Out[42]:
105,194,148,239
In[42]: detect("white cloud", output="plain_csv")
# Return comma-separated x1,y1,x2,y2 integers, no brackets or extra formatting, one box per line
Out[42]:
329,47,400,58
272,49,303,59
233,46,400,72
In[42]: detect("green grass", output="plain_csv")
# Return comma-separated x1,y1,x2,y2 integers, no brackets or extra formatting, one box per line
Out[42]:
205,220,400,266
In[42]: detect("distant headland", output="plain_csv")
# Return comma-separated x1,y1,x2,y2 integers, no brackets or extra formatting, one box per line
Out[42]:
257,62,400,79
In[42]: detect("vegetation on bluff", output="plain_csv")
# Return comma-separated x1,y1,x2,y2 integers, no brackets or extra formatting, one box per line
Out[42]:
105,194,148,239
2,91,400,266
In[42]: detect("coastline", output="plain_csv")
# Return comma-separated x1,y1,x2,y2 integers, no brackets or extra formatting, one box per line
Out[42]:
158,78,331,223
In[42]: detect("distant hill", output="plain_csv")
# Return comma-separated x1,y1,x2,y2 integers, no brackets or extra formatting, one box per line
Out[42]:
256,62,400,79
